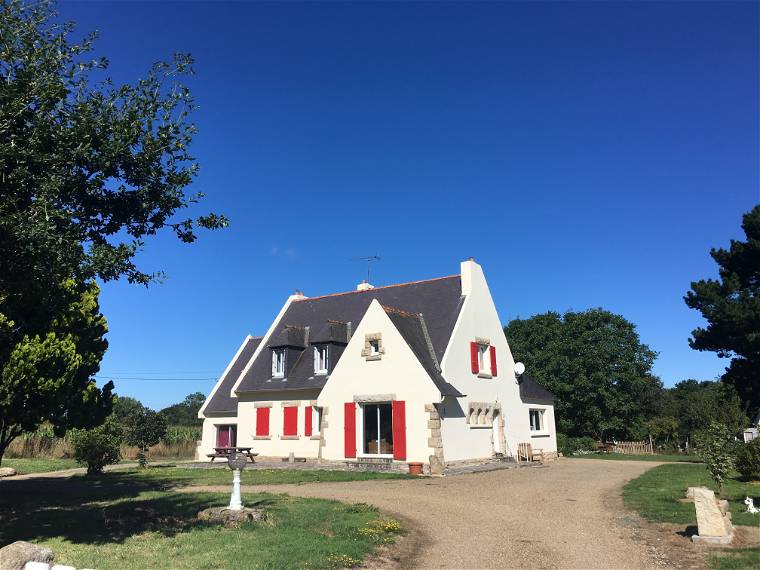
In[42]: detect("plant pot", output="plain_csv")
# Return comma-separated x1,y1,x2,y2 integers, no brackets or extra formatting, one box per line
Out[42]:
408,462,424,476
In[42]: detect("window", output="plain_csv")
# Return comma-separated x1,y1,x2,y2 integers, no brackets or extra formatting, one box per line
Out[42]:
216,425,237,448
256,407,270,436
478,344,489,372
361,333,385,360
362,403,394,455
529,409,544,432
283,406,298,437
313,345,328,375
272,349,285,377
470,341,496,376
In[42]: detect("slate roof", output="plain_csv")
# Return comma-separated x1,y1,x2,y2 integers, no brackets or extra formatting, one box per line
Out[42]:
235,276,465,394
518,373,556,403
383,307,463,397
203,336,262,414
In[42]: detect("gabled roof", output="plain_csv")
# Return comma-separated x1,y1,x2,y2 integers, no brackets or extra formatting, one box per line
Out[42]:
203,336,262,414
518,373,555,403
235,276,464,394
383,306,464,398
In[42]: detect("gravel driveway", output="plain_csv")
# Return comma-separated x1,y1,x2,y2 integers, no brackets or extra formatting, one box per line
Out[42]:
186,458,668,569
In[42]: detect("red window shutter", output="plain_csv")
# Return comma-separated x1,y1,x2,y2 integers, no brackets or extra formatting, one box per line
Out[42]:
344,402,356,458
256,407,270,436
304,405,313,437
392,400,407,461
490,345,497,376
283,406,298,436
470,342,479,374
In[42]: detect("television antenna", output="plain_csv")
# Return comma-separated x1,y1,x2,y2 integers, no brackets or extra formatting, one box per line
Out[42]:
354,255,381,284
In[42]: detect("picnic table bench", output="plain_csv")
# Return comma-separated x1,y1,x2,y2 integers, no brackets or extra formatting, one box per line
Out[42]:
207,447,258,463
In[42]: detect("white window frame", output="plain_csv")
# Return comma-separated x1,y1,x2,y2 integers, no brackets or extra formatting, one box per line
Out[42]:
272,349,285,378
312,406,322,435
313,345,328,375
529,409,545,432
357,403,394,458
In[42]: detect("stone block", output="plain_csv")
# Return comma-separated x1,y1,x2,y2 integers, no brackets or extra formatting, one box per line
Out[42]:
197,506,266,529
51,566,76,570
0,467,17,478
427,437,442,448
429,428,441,438
23,564,49,570
691,487,733,544
429,454,445,475
0,541,54,570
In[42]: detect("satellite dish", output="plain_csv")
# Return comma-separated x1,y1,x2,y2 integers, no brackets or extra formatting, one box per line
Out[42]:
514,362,526,376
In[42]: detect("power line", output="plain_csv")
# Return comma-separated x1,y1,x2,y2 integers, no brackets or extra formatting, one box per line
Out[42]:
94,376,216,382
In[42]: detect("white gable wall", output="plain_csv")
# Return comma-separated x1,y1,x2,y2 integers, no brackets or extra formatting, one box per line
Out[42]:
318,300,441,463
439,260,556,460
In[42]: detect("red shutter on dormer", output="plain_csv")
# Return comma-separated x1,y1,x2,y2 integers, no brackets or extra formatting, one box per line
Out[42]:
305,405,312,437
470,342,479,374
490,345,497,376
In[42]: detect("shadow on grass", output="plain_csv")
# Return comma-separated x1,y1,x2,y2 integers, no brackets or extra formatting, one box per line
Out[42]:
0,472,247,546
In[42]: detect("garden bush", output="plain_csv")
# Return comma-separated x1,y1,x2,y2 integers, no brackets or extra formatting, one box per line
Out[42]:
557,434,597,456
70,416,123,474
735,438,760,480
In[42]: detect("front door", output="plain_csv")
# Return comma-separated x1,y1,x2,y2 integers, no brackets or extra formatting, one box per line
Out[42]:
362,403,394,455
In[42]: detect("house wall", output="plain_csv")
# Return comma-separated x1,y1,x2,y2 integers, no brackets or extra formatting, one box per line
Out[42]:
235,389,322,458
318,300,442,463
198,415,238,459
439,260,557,460
522,402,558,454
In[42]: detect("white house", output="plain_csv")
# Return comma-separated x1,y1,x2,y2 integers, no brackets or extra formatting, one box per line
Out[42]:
198,259,557,469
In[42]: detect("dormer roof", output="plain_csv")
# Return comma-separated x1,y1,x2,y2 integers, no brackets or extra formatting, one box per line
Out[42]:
311,320,351,344
268,325,309,349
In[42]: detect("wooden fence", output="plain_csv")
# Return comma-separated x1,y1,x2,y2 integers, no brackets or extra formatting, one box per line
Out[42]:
613,440,654,455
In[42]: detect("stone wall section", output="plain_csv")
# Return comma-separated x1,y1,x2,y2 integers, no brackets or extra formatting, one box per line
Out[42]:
425,403,445,474
317,406,328,461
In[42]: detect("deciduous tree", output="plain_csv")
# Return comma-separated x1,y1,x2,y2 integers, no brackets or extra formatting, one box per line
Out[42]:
504,309,662,440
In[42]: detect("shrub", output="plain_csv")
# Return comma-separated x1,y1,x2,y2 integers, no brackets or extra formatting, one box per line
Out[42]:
70,416,123,474
124,409,167,468
736,438,760,480
695,422,737,494
557,434,596,456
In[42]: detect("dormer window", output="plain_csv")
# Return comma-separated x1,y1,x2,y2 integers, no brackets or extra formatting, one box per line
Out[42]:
314,345,329,375
272,349,285,378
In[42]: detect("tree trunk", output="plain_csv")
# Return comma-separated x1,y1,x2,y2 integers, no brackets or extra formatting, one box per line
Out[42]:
0,424,21,466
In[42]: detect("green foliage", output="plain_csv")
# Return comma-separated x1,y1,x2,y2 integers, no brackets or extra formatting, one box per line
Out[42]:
70,416,122,474
735,438,760,481
161,425,201,445
504,309,662,439
0,281,113,463
158,392,205,426
556,434,596,456
695,422,737,494
112,397,148,424
123,410,166,468
685,205,760,417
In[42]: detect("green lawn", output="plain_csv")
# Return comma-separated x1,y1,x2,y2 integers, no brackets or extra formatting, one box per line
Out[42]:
573,452,702,463
124,466,412,487
0,470,403,569
1,458,80,474
623,463,760,569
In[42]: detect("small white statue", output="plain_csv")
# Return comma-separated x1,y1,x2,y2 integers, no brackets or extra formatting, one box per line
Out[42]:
744,496,759,514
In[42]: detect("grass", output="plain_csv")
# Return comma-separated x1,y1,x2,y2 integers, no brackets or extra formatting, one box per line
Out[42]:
573,452,702,463
122,466,412,487
0,470,404,569
2,458,80,474
623,463,760,569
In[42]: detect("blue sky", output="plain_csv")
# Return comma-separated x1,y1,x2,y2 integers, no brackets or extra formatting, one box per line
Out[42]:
58,1,759,410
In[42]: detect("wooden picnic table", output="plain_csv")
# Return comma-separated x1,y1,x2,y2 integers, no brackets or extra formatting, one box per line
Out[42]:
207,446,258,463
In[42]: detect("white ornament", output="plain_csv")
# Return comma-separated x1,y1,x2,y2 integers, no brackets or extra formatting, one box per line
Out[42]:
744,496,759,514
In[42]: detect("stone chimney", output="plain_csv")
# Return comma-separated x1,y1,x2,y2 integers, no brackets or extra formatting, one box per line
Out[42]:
356,280,374,291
